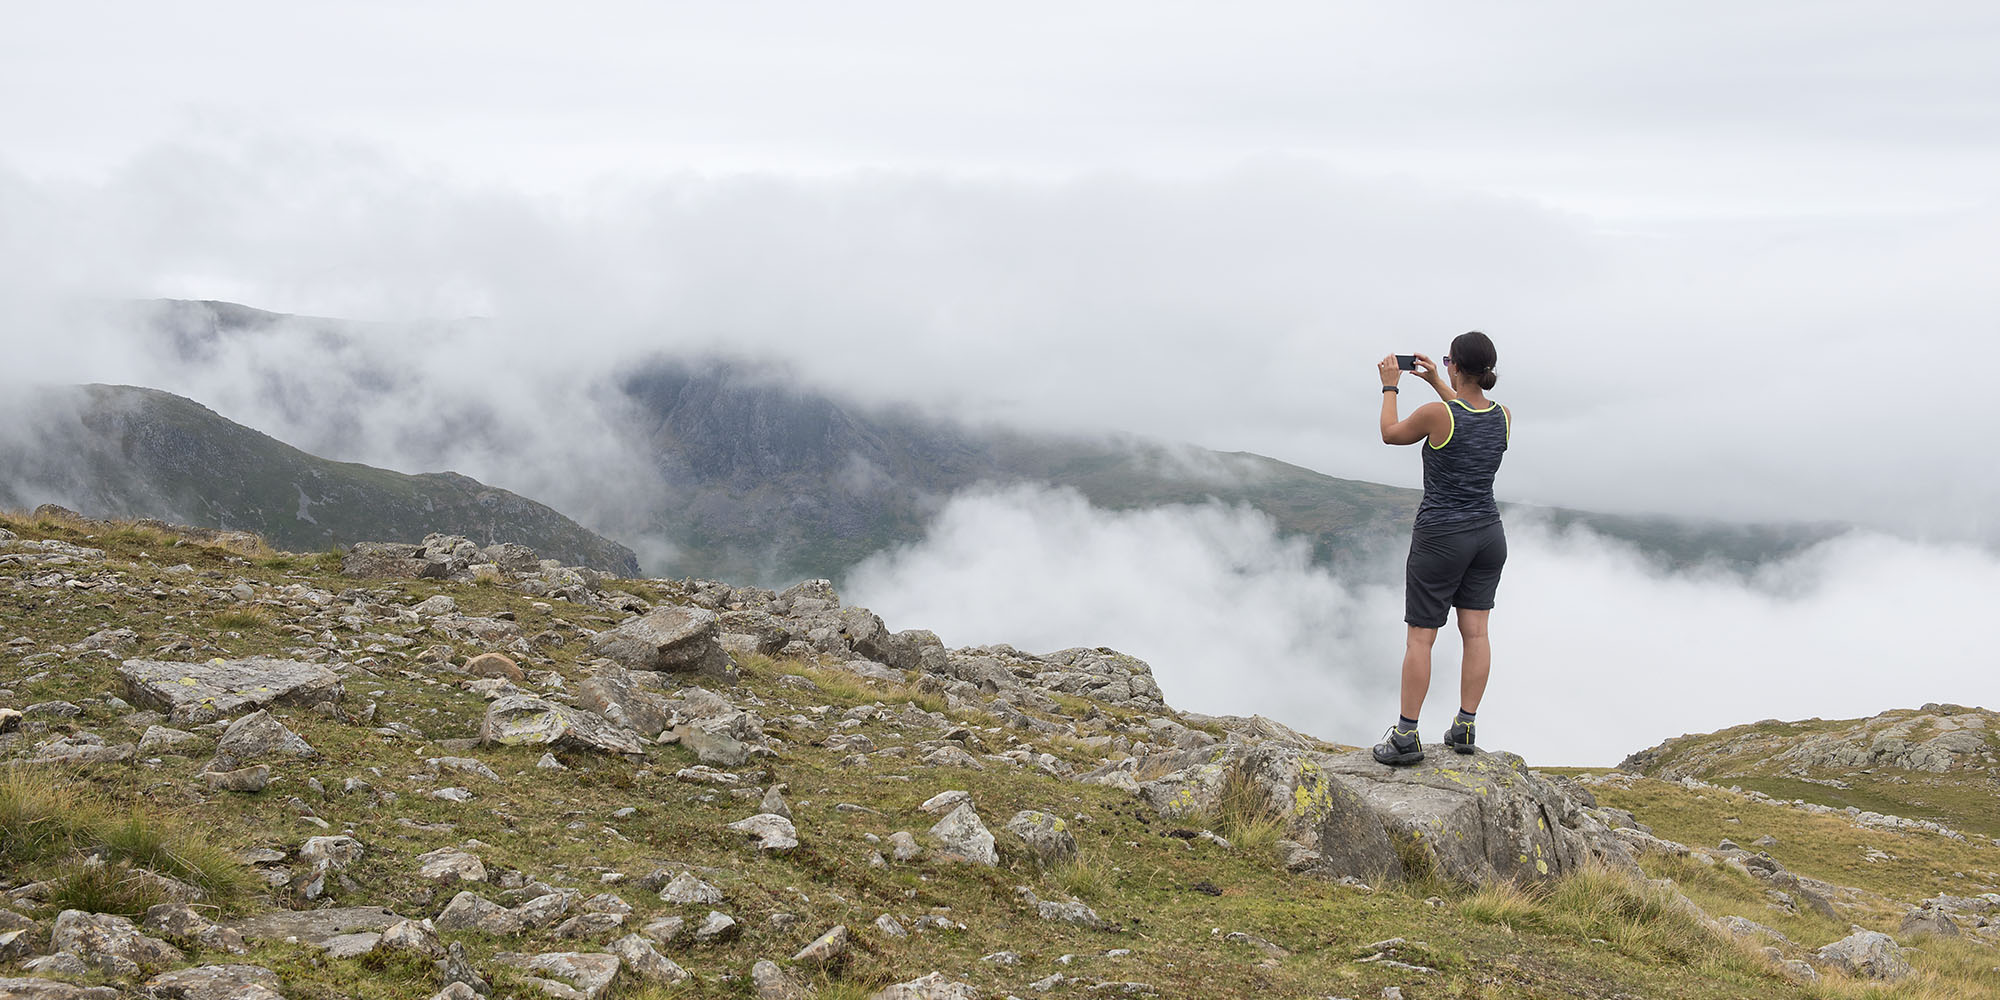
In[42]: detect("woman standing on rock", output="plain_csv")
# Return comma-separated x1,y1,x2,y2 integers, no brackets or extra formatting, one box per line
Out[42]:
1371,332,1509,766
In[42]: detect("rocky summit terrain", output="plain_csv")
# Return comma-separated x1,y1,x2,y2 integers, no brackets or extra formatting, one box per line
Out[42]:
1,509,1996,999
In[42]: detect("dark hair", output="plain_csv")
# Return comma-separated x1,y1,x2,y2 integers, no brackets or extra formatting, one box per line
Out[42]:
1451,331,1498,391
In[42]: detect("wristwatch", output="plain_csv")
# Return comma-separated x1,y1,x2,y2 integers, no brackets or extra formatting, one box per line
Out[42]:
1382,385,1399,393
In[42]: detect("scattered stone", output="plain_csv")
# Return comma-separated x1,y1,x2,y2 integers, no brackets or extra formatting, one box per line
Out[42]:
320,932,382,959
693,910,739,943
378,918,445,959
1900,907,1960,937
928,802,998,865
494,951,622,1000
480,694,648,755
889,830,923,862
553,911,628,939
752,959,810,1000
870,971,981,999
50,909,184,975
607,933,690,984
208,709,316,772
430,984,481,1000
536,753,569,770
873,914,908,938
437,891,523,935
726,813,800,852
465,651,525,683
640,915,686,945
138,725,198,755
515,893,573,929
1005,810,1077,867
760,783,793,819
577,665,677,736
793,924,850,966
204,764,271,793
299,835,365,871
1018,887,1106,928
226,906,402,945
142,964,286,1000
659,872,724,905
590,605,735,679
919,790,971,814
0,977,119,999
415,847,489,884
1814,929,1912,980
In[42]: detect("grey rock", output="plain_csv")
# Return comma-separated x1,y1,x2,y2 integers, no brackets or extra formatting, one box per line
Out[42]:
208,710,316,772
298,835,364,871
203,764,270,793
693,910,738,943
1716,915,1791,946
436,891,522,935
589,606,735,680
607,933,690,984
918,790,970,814
759,783,793,819
378,918,445,959
1814,930,1912,980
726,813,799,852
870,971,982,999
1004,810,1077,867
576,665,677,736
928,802,998,866
50,909,184,974
1018,887,1106,929
873,913,907,937
319,932,381,959
480,695,648,755
513,891,573,929
751,959,810,1000
119,657,341,724
639,915,686,945
792,923,850,966
889,830,922,861
1899,907,1960,937
415,847,488,884
430,984,481,1000
659,872,724,905
21,954,93,977
137,726,198,755
226,906,402,944
682,719,752,766
143,964,286,1000
0,976,120,999
494,951,622,1000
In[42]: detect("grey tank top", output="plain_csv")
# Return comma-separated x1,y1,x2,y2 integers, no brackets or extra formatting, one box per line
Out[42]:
1414,398,1509,532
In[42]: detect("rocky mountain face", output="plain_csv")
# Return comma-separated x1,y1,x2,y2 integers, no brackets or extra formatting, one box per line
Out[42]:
3,513,1993,998
0,384,639,575
1623,706,1997,780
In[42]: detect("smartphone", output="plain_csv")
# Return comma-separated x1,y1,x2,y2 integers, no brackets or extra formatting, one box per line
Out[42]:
1395,355,1417,371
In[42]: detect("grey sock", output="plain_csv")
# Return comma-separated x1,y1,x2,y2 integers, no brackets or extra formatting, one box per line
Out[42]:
1454,710,1476,729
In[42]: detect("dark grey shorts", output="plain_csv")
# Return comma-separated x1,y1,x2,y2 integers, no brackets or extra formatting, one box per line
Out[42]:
1405,521,1507,629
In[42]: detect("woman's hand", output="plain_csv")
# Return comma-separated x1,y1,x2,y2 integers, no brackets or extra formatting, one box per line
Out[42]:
1377,355,1403,387
1412,352,1456,401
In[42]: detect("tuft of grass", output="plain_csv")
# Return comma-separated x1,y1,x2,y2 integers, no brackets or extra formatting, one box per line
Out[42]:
472,566,505,587
96,810,258,908
45,858,175,916
1047,844,1115,903
212,606,273,630
1,766,104,866
1214,768,1285,856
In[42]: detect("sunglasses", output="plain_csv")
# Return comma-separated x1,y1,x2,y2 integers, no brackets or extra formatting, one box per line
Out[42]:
1443,356,1452,367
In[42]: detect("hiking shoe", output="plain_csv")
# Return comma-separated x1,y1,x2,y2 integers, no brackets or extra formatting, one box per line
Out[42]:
1371,727,1424,766
1443,717,1476,754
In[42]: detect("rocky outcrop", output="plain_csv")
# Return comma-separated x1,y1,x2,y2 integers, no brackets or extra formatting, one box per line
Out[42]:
1621,704,1996,778
589,606,735,680
480,695,648,755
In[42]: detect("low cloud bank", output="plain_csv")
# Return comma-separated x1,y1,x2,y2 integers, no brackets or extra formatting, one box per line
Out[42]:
846,485,1996,766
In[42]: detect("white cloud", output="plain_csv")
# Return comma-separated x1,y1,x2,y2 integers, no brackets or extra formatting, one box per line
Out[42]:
846,486,1998,766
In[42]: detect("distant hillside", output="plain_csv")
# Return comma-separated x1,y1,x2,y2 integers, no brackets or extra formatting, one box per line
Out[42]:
1619,704,1999,839
0,383,640,575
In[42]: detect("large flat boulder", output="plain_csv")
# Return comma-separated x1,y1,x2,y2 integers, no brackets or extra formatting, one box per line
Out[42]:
119,658,342,724
576,665,677,737
481,695,649,755
1321,747,1636,886
225,906,402,945
1137,743,1402,882
589,607,734,680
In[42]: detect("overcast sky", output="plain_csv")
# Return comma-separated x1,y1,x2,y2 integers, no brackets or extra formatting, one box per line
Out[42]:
2,3,1994,757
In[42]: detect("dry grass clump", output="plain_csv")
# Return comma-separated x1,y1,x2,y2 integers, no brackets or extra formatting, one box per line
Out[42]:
212,606,274,630
0,767,255,915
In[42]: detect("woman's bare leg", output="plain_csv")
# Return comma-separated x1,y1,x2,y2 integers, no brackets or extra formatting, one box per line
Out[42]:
1400,626,1439,720
1456,609,1491,713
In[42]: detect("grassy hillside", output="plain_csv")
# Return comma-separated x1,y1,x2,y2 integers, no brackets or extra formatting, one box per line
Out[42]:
0,384,639,575
2,510,1993,998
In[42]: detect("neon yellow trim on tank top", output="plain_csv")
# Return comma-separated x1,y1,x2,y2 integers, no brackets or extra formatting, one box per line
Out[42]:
1431,403,1455,450
1450,399,1498,413
1502,404,1510,444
